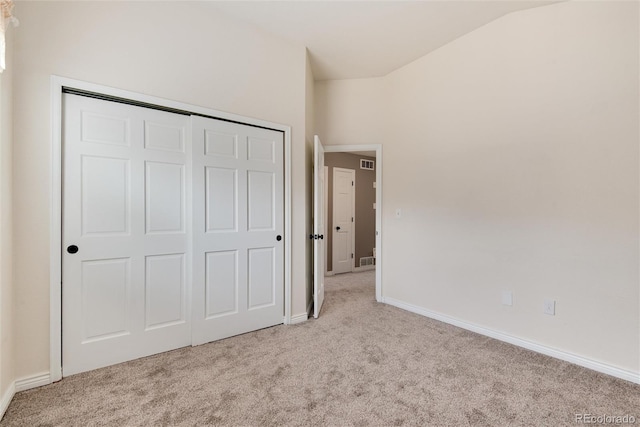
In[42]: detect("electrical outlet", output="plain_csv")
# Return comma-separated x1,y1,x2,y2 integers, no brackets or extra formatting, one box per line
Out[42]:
395,208,402,218
543,299,555,315
501,291,513,306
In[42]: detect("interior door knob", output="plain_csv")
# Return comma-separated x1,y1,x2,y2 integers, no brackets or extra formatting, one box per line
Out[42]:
276,235,282,241
336,226,341,231
67,245,79,254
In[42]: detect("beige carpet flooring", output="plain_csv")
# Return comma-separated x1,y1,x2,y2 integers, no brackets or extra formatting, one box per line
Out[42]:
1,270,638,426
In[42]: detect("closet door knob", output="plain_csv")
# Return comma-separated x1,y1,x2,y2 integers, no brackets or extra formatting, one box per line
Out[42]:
67,245,79,254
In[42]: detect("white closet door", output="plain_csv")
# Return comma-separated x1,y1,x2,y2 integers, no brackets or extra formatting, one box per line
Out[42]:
62,94,191,376
191,116,284,345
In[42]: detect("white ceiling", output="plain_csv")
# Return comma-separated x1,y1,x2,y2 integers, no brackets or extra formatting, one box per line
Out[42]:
206,1,559,81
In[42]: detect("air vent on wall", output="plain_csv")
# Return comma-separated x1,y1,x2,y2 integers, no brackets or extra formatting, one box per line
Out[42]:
360,159,374,170
359,256,376,267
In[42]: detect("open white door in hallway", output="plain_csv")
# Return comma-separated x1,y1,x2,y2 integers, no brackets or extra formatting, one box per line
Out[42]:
332,167,355,274
62,94,191,375
313,136,325,318
191,116,284,345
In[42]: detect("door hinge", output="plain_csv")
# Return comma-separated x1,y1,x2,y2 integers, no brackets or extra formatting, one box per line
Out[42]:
351,217,353,222
351,253,354,259
352,181,354,186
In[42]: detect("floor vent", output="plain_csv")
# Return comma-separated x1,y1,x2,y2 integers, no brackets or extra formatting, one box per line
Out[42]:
359,256,376,267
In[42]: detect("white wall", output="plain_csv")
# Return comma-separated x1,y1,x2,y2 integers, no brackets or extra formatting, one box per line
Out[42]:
314,77,387,146
12,1,308,381
0,26,14,405
315,1,639,373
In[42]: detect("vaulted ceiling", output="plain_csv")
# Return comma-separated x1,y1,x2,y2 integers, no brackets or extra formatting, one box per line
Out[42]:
205,1,560,80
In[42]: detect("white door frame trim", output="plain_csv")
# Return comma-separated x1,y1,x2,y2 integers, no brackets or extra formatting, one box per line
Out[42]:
49,75,293,382
323,165,328,274
331,166,356,273
323,144,382,302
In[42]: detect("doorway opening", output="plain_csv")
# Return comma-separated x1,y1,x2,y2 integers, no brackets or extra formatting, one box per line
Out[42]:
325,155,375,277
312,140,382,319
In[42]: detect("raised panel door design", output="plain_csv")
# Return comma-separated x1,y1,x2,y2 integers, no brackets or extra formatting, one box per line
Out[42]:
247,171,274,231
247,136,274,163
248,248,275,309
206,167,237,232
81,156,130,236
145,161,185,234
335,179,351,222
205,251,238,318
145,254,185,330
81,258,130,342
335,234,349,264
63,94,191,376
205,130,237,158
81,112,129,146
192,116,284,346
332,168,355,274
144,121,184,152
335,192,351,226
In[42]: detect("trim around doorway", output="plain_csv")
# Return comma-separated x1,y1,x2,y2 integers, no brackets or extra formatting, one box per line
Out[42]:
49,76,293,383
323,144,382,302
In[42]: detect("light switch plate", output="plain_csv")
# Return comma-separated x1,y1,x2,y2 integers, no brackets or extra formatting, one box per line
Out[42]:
501,291,513,306
543,299,555,315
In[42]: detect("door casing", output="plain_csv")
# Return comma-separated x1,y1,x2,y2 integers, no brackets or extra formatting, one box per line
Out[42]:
50,76,292,383
324,165,328,274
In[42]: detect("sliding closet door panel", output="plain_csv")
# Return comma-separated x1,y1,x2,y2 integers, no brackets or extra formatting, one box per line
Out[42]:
63,94,191,376
192,116,284,345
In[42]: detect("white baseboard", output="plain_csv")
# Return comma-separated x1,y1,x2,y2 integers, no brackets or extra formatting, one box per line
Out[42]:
353,265,375,273
0,381,15,421
15,372,51,392
290,312,309,325
382,297,640,385
0,371,51,420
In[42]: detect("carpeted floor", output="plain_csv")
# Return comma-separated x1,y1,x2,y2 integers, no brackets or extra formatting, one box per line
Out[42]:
1,270,638,426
